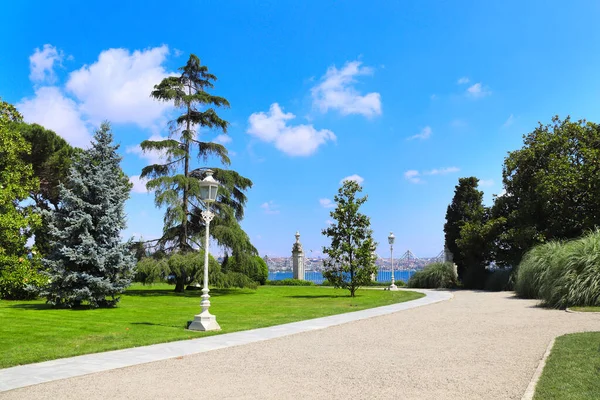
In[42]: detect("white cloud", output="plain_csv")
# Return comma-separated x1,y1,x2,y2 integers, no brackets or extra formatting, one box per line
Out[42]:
457,77,470,85
129,175,149,193
424,167,460,175
126,133,169,165
65,45,173,128
450,119,467,128
311,60,381,117
261,201,280,215
17,86,91,147
466,82,491,98
29,44,64,83
247,103,335,156
212,134,231,144
408,126,432,140
326,219,334,225
502,114,515,128
404,170,421,184
497,188,507,197
405,167,460,184
340,174,364,185
319,198,335,208
479,179,494,187
430,94,437,100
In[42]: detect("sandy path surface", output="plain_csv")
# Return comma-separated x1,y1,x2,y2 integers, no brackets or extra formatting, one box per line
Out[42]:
2,291,600,400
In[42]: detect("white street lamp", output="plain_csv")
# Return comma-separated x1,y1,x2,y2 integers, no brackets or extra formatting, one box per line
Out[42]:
388,232,398,291
189,169,221,331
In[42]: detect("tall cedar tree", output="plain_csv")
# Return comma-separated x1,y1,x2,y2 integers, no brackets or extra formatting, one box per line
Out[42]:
322,180,377,297
43,123,135,308
0,99,42,299
444,177,488,287
141,54,255,292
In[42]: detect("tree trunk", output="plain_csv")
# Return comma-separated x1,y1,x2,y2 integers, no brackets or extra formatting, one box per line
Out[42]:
174,276,186,293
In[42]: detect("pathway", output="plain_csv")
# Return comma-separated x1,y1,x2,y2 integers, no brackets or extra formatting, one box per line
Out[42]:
2,290,600,399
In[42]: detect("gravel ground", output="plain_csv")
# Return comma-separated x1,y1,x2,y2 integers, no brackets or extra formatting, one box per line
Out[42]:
2,290,600,400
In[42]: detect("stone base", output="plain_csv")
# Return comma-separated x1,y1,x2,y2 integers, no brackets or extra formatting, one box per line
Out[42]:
388,284,399,291
188,311,221,331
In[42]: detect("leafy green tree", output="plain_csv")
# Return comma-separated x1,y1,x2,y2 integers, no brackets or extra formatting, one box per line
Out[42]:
141,54,255,292
322,180,377,297
223,255,268,285
493,116,600,267
43,123,135,308
0,99,43,299
444,177,489,287
13,123,78,255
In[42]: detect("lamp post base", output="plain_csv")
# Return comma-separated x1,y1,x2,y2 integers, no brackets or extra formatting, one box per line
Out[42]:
388,284,399,291
188,310,221,331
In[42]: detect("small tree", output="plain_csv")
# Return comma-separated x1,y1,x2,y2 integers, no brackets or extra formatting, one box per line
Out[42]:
43,123,135,308
322,180,377,297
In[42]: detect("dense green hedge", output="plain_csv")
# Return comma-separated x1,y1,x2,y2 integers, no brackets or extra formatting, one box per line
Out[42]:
267,278,314,286
484,268,514,292
407,262,457,289
222,255,268,285
515,230,600,308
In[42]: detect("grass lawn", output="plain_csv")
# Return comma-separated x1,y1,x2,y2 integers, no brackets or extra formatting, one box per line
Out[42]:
534,332,600,400
570,306,600,312
0,284,423,368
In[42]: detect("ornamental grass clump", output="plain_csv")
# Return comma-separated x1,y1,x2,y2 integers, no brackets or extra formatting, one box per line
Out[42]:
515,230,600,308
407,262,457,289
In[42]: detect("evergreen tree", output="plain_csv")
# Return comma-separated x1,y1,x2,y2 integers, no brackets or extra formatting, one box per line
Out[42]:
444,177,488,287
322,180,378,297
141,54,255,292
43,123,135,308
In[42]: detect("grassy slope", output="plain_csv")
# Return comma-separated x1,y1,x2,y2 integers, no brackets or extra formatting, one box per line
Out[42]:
534,332,600,400
0,284,423,368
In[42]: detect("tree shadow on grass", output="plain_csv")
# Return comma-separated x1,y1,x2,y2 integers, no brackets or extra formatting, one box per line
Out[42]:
125,289,255,298
284,295,351,299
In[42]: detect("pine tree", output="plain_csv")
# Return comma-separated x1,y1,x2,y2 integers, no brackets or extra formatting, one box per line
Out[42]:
43,123,135,308
322,180,378,297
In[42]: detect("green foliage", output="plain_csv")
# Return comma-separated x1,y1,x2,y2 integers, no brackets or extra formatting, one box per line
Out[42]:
366,280,406,287
223,255,268,284
322,180,378,297
483,268,514,292
407,262,458,289
494,116,600,268
135,252,258,289
43,123,136,308
141,54,255,291
267,279,314,286
515,230,600,308
0,98,42,299
444,177,489,288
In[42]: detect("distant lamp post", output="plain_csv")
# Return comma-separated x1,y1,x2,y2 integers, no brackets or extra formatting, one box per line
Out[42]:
189,169,221,331
388,232,398,291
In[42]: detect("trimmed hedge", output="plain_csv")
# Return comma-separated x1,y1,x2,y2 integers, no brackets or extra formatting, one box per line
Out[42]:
267,279,314,286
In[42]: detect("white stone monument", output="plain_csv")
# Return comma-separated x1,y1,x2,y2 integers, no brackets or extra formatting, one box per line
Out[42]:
292,231,305,280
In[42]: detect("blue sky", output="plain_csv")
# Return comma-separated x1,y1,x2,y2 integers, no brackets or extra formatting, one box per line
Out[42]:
2,1,600,258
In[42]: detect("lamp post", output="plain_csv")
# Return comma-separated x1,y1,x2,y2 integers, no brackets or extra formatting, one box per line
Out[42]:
188,169,221,331
388,232,398,291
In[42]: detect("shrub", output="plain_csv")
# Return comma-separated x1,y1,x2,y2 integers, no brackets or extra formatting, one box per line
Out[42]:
365,280,406,287
0,254,47,300
267,278,314,286
407,262,457,289
224,256,268,285
484,268,514,292
515,230,600,308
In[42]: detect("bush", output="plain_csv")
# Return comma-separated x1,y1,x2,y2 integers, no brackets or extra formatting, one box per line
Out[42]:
407,262,457,289
223,255,268,285
515,230,600,308
365,280,406,287
484,268,514,292
0,254,47,300
267,278,314,286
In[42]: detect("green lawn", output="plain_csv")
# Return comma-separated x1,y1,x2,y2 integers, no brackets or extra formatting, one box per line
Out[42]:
570,306,600,312
534,332,600,400
0,284,423,368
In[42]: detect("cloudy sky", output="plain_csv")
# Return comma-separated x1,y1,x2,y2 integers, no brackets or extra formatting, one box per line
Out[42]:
2,1,600,258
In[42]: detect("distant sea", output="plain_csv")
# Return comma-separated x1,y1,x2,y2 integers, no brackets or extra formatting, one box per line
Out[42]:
268,270,415,284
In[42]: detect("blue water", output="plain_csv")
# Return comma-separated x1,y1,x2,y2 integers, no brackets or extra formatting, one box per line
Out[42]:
268,270,414,284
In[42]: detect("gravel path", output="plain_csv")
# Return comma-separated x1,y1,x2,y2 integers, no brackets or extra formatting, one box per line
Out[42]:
2,291,600,400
